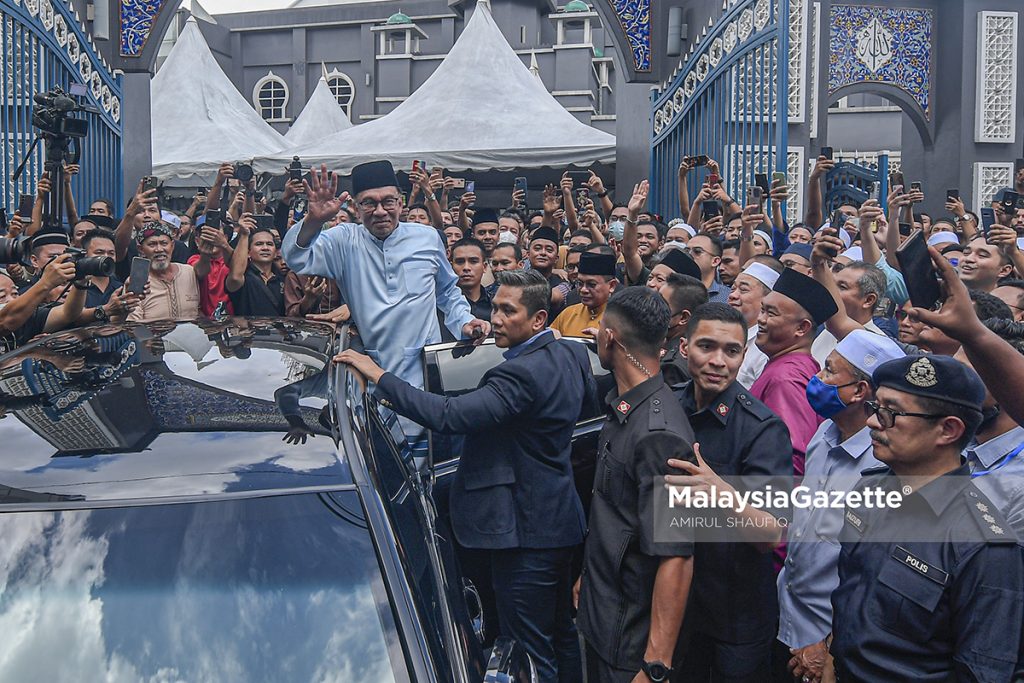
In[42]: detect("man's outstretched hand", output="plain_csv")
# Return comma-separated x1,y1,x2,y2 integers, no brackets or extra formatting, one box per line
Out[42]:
462,319,491,345
303,164,349,227
908,245,986,343
334,349,386,384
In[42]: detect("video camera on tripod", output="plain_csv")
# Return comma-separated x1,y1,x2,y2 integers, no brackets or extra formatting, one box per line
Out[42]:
12,84,99,233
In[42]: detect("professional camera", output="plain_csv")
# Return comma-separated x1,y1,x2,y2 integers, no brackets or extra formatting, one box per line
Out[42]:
32,86,90,139
234,162,254,184
0,236,31,265
62,247,115,279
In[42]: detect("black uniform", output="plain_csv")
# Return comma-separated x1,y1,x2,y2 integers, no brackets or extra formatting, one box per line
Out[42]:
831,464,1024,682
672,380,793,682
577,374,696,683
228,264,286,316
660,335,690,386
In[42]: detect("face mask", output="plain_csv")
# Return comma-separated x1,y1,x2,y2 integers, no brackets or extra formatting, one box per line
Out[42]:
608,221,626,241
806,375,854,419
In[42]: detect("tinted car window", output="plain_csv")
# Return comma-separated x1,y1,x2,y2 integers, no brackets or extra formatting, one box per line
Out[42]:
0,492,409,683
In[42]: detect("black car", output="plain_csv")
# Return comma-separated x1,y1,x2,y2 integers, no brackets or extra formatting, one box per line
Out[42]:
0,318,540,682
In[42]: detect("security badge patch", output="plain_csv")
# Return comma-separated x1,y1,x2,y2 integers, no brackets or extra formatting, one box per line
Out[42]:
893,545,949,586
716,403,729,417
906,357,938,388
617,401,630,415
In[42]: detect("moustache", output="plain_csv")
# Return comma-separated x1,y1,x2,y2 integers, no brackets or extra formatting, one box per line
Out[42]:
869,429,890,446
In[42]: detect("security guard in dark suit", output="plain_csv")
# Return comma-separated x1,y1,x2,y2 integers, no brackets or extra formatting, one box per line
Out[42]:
336,269,597,683
576,286,697,683
830,354,1024,682
666,302,793,682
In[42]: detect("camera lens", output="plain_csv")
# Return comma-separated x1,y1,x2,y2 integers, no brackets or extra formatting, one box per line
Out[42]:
0,237,26,265
234,163,254,183
75,256,115,279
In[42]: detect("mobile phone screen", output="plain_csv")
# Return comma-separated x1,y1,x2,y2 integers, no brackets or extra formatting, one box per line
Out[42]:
821,147,833,160
18,194,34,217
981,208,996,237
465,181,475,193
128,257,151,295
895,230,941,310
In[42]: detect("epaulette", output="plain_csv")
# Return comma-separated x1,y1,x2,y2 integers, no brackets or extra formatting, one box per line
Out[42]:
964,486,1018,543
735,391,776,421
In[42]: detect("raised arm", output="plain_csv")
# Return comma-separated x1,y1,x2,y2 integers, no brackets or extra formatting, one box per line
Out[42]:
622,180,650,284
677,158,693,220
114,181,158,261
62,163,81,227
857,199,884,266
811,230,863,342
587,170,614,219
204,163,233,214
560,172,580,232
225,215,254,293
884,185,910,269
804,156,834,230
738,204,767,267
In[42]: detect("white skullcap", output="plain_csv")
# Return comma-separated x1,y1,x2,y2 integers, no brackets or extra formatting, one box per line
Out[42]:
160,210,182,230
741,262,781,290
835,329,905,376
753,229,773,247
840,246,864,262
927,231,960,248
674,222,697,237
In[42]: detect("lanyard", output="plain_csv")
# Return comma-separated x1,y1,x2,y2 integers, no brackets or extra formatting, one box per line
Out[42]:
971,442,1024,478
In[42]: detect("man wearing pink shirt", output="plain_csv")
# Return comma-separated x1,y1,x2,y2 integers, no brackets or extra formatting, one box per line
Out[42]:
750,268,838,475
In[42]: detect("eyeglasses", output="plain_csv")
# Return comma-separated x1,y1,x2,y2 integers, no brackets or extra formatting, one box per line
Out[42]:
689,246,707,257
357,197,401,211
863,400,947,429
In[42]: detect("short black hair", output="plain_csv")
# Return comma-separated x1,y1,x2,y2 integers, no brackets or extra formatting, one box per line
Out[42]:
721,238,741,252
691,233,724,256
984,318,1024,355
81,228,116,252
749,255,785,272
496,269,550,317
450,237,487,259
724,212,744,225
492,242,523,261
638,218,669,240
570,229,592,239
663,274,709,316
91,198,114,213
586,243,616,256
914,395,983,449
500,210,524,224
684,301,747,339
567,244,588,255
969,289,1014,322
604,286,671,356
408,203,428,213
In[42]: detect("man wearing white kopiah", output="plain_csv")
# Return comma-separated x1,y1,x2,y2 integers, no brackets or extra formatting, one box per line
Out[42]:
282,161,489,398
775,329,904,683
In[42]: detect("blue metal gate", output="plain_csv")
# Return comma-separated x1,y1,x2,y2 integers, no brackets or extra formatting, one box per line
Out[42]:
824,154,890,213
1,0,122,220
650,0,789,218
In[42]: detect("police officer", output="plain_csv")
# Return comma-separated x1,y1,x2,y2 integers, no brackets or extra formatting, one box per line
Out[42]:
666,302,793,682
575,286,697,683
829,354,1024,681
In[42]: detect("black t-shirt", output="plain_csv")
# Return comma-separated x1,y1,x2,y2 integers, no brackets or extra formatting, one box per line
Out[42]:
0,304,53,354
228,264,285,316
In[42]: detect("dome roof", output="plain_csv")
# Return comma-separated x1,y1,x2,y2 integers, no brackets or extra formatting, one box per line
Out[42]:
385,11,412,25
560,0,590,12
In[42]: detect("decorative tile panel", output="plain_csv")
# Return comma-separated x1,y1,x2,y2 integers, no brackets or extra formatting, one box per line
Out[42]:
786,147,804,225
973,162,1014,215
829,5,932,118
119,0,166,57
975,12,1017,143
606,0,650,72
788,0,806,122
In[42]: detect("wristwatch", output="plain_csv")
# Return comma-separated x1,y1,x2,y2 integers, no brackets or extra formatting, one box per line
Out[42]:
93,305,109,322
596,190,609,199
641,660,673,682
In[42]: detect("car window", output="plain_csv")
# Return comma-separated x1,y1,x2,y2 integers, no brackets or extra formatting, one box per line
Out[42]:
0,493,409,683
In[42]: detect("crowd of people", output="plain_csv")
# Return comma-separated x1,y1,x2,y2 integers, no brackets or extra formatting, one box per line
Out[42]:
3,152,1024,683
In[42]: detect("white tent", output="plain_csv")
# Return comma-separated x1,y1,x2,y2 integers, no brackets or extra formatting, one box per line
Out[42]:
151,19,286,180
284,73,353,146
256,0,615,173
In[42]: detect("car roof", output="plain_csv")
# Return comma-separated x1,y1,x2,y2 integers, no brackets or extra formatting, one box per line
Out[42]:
0,317,354,508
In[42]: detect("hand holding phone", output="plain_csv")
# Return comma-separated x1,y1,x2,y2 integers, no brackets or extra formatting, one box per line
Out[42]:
17,193,34,218
820,147,833,161
128,257,151,296
142,176,159,193
896,230,942,310
981,208,997,237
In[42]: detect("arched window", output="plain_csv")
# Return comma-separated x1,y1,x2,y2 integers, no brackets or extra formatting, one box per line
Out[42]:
253,72,289,121
325,70,355,118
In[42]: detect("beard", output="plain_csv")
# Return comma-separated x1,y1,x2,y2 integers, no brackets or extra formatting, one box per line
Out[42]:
150,258,169,272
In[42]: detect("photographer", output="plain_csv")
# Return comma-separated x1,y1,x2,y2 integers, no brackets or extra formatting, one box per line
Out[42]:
0,252,86,353
73,229,141,325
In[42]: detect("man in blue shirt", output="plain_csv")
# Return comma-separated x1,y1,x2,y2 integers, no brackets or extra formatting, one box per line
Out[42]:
776,329,903,682
282,161,489,412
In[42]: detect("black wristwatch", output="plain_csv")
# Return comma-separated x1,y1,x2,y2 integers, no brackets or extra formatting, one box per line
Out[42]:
596,190,609,198
641,660,672,682
93,306,109,322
